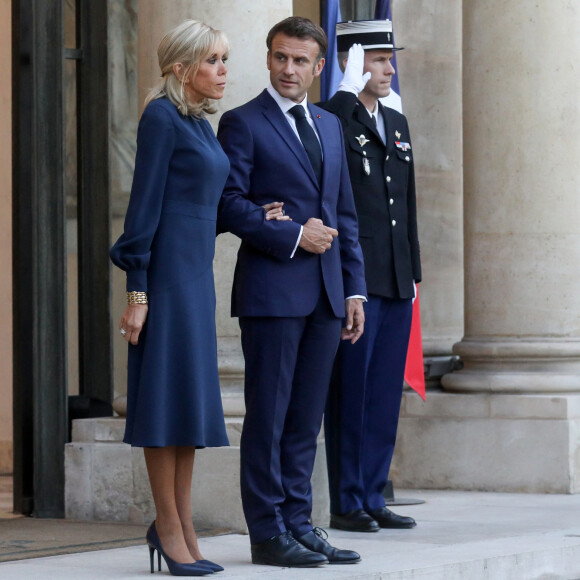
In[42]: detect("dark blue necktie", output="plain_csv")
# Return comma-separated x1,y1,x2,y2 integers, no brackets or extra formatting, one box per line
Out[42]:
289,105,322,184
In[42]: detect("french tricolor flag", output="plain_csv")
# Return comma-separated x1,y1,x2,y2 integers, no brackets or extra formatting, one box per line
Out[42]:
375,0,403,113
321,0,343,101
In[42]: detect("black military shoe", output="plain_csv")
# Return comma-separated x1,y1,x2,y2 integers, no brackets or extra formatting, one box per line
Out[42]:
367,506,417,529
330,509,380,532
296,528,360,564
251,531,329,567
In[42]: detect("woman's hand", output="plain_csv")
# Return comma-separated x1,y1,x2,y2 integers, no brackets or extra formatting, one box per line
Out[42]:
263,201,292,221
120,303,149,345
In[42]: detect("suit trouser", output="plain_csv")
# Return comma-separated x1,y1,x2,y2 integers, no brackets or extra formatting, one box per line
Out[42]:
239,292,341,544
325,295,412,515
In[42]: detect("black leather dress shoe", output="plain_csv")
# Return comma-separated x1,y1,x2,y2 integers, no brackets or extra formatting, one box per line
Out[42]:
296,528,360,564
251,531,329,567
329,509,380,532
367,506,417,529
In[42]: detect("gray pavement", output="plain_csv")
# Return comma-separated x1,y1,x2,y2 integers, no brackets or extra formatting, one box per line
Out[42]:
2,490,580,579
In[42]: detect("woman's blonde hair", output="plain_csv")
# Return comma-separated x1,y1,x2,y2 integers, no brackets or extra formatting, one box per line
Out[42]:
145,20,229,117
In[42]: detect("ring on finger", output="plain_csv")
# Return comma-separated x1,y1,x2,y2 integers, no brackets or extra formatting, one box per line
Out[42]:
120,328,127,336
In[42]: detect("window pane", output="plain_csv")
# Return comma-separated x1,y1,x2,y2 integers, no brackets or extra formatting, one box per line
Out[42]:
339,0,375,21
63,56,79,396
64,0,76,49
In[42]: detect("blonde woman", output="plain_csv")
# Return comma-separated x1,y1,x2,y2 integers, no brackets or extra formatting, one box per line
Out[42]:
110,20,235,576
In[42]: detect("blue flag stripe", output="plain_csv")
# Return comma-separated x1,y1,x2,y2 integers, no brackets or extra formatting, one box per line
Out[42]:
321,0,342,101
374,0,400,94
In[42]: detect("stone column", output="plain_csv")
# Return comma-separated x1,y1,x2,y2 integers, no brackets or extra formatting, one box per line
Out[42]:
395,0,464,361
388,0,466,488
443,0,580,394
393,0,580,494
388,0,580,493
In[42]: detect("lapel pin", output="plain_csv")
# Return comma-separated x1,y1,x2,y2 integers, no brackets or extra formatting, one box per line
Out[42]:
355,134,370,147
395,130,401,139
317,114,321,118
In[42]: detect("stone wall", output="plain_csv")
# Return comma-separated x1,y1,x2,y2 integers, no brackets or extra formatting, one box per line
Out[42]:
394,0,464,357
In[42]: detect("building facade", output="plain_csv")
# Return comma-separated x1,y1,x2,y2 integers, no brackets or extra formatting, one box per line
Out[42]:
2,0,579,519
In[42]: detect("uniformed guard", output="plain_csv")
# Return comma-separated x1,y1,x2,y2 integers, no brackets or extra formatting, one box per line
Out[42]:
320,19,422,533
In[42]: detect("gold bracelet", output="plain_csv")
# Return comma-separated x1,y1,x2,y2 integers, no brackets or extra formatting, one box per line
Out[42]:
126,291,148,305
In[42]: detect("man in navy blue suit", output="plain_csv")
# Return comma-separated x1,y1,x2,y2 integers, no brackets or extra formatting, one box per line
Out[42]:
218,17,367,568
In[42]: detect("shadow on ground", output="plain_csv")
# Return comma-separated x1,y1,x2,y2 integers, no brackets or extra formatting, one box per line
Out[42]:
0,518,232,562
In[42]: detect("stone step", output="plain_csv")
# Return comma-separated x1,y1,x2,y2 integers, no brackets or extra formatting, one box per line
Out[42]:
1,519,579,579
6,490,580,579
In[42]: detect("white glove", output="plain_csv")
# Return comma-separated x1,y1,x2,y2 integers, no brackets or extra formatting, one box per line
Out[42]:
338,43,371,96
412,280,417,304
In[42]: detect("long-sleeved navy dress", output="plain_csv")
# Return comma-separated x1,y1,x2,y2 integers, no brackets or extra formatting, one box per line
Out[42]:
110,97,230,448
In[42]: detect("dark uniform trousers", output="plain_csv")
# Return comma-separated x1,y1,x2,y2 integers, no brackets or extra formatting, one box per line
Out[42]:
320,91,421,515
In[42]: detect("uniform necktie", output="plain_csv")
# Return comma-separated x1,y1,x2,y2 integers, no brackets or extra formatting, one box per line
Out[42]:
289,105,322,184
370,112,385,144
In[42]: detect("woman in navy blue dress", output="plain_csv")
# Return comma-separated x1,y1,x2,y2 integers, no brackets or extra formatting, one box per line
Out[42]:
109,20,260,576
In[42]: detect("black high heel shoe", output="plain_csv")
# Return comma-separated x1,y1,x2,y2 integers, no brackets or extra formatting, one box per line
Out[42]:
146,522,214,576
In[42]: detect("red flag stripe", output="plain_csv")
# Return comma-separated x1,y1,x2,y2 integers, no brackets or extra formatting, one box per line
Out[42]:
404,288,426,400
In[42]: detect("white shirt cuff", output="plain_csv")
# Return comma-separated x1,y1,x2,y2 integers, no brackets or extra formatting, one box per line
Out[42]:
346,295,367,302
290,225,303,259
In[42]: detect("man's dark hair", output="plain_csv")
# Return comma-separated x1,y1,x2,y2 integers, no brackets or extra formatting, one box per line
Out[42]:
266,17,328,61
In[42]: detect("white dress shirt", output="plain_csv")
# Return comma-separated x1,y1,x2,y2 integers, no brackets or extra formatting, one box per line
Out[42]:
266,85,322,148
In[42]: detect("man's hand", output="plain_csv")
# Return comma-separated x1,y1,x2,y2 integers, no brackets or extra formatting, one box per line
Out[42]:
299,217,338,254
338,43,371,96
341,298,365,344
263,201,292,221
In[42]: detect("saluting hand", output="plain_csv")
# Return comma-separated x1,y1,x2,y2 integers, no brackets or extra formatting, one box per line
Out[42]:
338,43,371,96
299,217,338,254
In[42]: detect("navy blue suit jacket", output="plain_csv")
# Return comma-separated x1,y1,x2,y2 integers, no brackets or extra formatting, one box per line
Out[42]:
217,89,366,318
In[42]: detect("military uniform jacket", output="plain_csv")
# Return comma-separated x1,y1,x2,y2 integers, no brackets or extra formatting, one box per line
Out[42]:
321,91,421,299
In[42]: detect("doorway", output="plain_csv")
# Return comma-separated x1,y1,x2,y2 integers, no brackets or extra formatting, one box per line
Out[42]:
11,0,112,518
